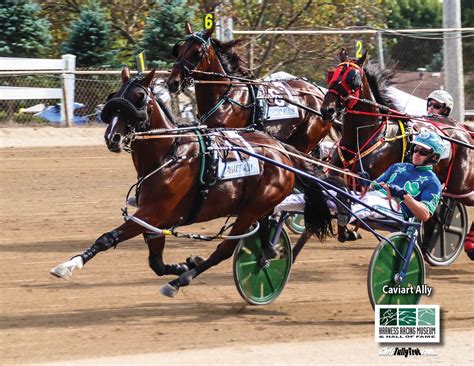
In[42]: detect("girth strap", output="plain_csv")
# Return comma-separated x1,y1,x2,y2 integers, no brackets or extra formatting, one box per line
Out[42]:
183,130,218,226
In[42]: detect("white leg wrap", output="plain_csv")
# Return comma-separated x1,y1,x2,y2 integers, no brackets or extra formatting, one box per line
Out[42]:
50,256,83,280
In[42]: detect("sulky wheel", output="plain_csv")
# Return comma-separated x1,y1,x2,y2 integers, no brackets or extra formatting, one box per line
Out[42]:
420,198,467,266
233,222,292,305
285,213,305,234
367,233,425,310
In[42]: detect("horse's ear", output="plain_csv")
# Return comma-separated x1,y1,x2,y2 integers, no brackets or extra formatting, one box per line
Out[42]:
339,48,348,62
122,67,130,83
185,22,192,34
357,50,368,66
142,69,156,88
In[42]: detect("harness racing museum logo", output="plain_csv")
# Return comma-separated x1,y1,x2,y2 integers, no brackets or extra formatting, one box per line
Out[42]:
375,305,440,343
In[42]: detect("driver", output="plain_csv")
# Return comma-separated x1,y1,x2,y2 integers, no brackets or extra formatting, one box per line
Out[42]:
426,90,454,118
275,129,445,242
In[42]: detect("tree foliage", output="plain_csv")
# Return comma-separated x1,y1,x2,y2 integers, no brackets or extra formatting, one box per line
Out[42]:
140,0,197,68
232,0,386,80
61,2,117,67
384,0,442,70
42,0,157,64
0,1,51,57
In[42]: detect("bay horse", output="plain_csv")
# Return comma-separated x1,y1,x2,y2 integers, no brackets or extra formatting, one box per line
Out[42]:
320,49,473,207
166,23,332,154
50,67,331,297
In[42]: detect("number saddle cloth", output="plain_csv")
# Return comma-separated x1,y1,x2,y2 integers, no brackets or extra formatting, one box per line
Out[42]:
207,131,261,181
255,72,301,125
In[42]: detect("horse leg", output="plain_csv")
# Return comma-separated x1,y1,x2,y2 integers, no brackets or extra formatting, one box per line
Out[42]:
50,219,145,280
145,234,203,276
292,228,312,263
258,216,277,259
160,217,254,298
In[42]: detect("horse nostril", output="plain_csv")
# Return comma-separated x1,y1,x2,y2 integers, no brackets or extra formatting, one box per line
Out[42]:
111,134,122,143
321,106,336,121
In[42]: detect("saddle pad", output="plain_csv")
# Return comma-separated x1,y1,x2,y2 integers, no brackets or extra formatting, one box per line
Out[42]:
212,131,261,180
256,82,300,121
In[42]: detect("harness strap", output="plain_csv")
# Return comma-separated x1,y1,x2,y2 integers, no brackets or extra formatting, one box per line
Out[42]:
337,120,387,168
199,85,233,124
183,129,220,226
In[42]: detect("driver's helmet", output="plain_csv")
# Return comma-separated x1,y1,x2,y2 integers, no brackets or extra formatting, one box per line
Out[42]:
411,129,446,164
427,90,454,116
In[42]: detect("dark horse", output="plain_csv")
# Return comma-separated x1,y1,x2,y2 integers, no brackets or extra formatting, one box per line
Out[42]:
320,49,473,207
50,67,331,297
166,23,332,154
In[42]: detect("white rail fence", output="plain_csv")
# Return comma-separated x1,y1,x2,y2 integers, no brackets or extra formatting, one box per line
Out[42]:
0,55,76,126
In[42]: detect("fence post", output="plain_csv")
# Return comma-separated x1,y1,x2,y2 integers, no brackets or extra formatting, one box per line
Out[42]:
376,31,384,69
443,0,464,122
61,54,76,127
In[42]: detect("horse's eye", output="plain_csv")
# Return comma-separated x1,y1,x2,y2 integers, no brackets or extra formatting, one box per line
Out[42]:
136,94,146,107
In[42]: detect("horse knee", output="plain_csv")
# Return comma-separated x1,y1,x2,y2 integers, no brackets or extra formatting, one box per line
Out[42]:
149,255,166,276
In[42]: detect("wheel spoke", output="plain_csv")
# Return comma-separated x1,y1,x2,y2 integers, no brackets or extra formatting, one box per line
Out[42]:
439,228,446,259
445,226,465,235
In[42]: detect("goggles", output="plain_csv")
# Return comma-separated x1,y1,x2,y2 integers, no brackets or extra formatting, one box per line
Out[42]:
413,146,433,156
428,101,444,110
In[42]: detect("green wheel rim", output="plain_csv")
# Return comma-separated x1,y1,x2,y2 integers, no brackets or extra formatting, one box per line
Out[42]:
368,233,425,309
285,214,305,234
233,225,292,305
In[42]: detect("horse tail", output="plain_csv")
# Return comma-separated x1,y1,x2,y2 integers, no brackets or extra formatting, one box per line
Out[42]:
279,142,336,241
299,176,335,241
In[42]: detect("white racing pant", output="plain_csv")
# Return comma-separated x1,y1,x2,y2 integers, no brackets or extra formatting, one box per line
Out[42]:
274,190,405,223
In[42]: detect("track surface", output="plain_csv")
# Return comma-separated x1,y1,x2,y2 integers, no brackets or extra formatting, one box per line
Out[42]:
1,144,473,364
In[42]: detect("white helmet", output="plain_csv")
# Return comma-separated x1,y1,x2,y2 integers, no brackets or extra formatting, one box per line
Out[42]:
427,90,454,116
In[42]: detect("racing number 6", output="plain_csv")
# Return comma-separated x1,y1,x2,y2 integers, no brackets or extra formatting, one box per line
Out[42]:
204,13,214,30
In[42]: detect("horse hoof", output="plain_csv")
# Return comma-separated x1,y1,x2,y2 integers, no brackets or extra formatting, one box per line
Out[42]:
347,230,362,241
160,283,179,298
50,263,72,280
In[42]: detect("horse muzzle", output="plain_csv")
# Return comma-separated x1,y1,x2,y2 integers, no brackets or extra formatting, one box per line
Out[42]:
321,106,337,122
107,133,125,153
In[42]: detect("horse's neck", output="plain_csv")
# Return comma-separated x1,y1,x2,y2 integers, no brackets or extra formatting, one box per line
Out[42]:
341,88,381,150
194,52,249,126
132,99,175,175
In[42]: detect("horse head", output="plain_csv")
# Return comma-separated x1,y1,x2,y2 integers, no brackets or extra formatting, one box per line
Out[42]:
321,48,367,122
167,22,214,93
102,67,156,152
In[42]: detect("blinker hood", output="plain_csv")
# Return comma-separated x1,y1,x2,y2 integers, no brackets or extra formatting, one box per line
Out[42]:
101,97,148,123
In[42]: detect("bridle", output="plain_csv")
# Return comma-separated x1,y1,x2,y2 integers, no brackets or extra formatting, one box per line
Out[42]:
326,61,364,110
171,31,211,91
101,78,153,132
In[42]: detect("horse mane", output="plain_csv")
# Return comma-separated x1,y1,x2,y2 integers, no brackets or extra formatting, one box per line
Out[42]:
155,95,176,126
363,60,398,110
211,38,255,79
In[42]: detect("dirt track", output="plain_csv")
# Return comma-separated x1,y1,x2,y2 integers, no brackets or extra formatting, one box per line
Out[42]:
1,142,473,365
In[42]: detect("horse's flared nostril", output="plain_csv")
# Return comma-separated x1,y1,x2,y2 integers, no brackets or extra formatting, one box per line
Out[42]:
111,133,122,143
321,106,336,121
